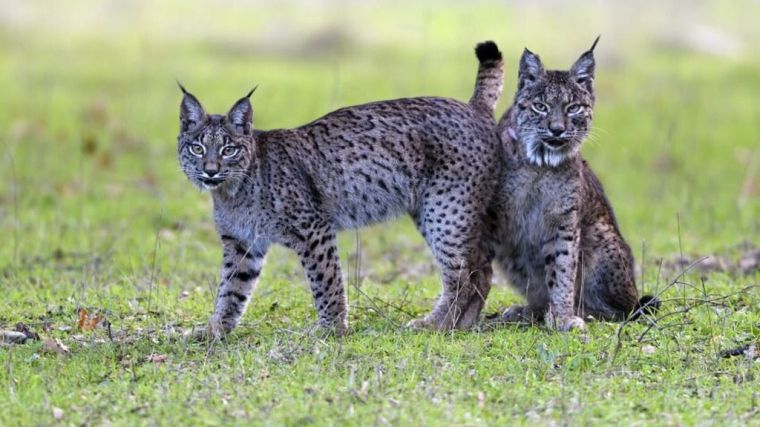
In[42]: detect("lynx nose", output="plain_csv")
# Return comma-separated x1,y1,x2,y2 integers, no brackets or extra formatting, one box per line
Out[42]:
549,125,565,137
203,163,220,177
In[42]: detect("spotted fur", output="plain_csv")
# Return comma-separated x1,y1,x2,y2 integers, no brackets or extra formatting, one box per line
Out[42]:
489,38,655,331
178,42,505,338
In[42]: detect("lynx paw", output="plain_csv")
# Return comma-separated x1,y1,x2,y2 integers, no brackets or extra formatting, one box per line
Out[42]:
183,315,231,342
545,313,586,332
312,317,350,337
406,317,436,331
184,325,223,342
406,313,463,331
501,305,530,323
488,305,541,325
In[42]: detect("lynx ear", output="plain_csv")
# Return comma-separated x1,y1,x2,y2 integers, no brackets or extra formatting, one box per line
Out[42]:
178,83,207,132
518,48,545,91
226,87,256,135
570,36,599,93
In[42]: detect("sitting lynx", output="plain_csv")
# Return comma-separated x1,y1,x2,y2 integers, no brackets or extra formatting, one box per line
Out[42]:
490,38,657,331
178,42,505,338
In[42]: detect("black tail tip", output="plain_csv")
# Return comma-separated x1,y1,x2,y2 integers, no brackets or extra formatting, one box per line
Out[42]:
475,40,502,63
631,295,660,320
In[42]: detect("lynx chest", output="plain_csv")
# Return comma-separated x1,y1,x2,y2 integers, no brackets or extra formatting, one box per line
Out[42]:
502,165,580,246
212,192,263,244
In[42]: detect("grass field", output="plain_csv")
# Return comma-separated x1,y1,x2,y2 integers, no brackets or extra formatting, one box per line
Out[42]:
1,0,759,425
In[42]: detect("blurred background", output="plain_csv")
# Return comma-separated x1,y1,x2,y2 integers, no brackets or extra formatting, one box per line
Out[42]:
0,0,758,310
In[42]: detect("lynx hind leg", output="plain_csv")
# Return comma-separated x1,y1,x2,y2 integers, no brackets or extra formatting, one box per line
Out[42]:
578,239,638,321
408,188,489,331
203,236,268,340
456,240,495,329
293,220,349,335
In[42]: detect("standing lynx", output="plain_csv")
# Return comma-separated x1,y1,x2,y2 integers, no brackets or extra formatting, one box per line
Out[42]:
178,42,504,338
490,38,656,331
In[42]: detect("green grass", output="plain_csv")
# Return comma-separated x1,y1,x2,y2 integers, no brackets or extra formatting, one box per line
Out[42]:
1,1,759,425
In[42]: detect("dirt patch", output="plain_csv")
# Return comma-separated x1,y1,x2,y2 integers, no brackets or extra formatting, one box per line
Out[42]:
662,241,760,277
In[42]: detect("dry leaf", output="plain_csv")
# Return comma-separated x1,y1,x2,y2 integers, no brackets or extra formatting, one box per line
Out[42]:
82,99,109,125
147,354,167,363
15,322,40,341
52,407,64,420
739,249,760,275
77,308,88,329
721,343,759,359
1,331,27,344
642,345,656,355
97,152,112,169
77,308,104,331
42,338,70,355
81,135,98,155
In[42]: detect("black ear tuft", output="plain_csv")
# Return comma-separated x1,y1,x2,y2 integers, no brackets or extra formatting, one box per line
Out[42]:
226,93,253,135
518,48,544,91
177,80,189,95
475,41,502,64
178,84,207,132
570,37,599,93
590,35,601,52
244,85,258,99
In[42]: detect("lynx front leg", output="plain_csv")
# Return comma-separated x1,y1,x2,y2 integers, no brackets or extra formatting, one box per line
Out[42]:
208,236,269,338
543,220,585,331
294,223,348,334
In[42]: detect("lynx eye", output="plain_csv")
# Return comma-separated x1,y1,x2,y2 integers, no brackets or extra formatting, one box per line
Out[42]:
531,102,548,114
566,103,582,114
188,144,205,156
220,146,240,158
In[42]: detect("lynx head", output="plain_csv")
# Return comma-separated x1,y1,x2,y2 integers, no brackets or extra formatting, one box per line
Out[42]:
177,85,256,191
509,37,599,167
